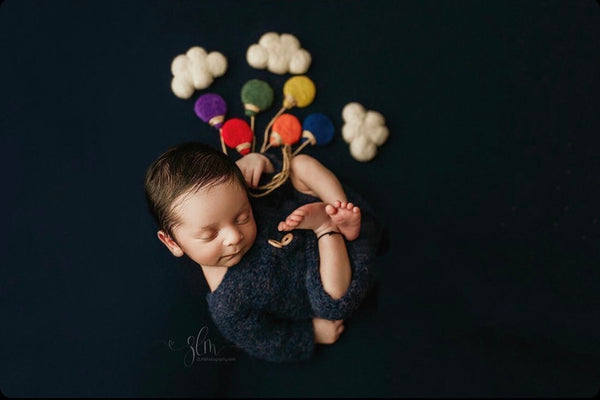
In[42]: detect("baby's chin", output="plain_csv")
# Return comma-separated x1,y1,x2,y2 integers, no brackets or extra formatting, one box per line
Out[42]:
223,253,243,267
222,244,254,267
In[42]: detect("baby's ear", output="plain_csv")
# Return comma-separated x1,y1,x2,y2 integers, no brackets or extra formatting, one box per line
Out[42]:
157,230,184,257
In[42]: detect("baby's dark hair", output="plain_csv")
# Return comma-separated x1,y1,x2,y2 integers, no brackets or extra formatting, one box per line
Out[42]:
144,142,247,238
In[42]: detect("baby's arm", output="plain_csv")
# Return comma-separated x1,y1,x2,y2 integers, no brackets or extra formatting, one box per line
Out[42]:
235,153,274,188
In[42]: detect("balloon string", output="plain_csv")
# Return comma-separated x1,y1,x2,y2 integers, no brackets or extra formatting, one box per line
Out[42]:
250,116,256,153
292,140,311,157
260,106,286,154
219,129,228,155
249,145,292,198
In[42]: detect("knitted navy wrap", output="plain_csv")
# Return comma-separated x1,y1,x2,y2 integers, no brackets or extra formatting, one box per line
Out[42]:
206,153,383,362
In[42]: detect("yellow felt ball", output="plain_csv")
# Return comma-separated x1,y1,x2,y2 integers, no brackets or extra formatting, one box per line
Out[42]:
283,75,316,108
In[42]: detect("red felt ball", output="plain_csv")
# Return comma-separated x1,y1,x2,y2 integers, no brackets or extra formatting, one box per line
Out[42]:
221,118,254,155
270,113,302,146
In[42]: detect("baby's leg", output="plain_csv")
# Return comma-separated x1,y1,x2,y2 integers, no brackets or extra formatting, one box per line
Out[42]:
289,154,347,204
326,201,361,241
278,201,361,242
277,201,361,241
277,202,335,235
278,202,351,299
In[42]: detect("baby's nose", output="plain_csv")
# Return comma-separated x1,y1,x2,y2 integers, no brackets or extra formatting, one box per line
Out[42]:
223,226,243,246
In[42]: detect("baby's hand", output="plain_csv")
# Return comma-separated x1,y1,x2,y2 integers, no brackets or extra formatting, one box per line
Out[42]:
236,153,274,188
312,317,345,344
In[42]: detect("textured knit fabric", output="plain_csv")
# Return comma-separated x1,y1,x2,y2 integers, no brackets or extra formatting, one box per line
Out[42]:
206,154,383,362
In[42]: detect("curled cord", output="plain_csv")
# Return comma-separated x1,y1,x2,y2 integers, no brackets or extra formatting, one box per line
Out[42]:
249,145,292,198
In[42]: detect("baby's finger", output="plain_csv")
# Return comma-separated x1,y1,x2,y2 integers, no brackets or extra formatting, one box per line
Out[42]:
251,166,263,188
240,168,252,187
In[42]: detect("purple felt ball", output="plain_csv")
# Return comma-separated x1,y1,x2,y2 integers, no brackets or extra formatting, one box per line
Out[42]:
194,93,227,129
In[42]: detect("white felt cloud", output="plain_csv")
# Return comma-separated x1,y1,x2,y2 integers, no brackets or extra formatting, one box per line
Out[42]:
170,46,227,99
246,32,311,75
341,102,389,162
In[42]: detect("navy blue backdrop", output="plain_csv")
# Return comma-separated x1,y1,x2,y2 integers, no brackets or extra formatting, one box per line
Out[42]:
1,0,599,397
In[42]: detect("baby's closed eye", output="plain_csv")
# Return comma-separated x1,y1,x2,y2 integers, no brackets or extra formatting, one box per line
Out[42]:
236,214,250,224
197,230,218,241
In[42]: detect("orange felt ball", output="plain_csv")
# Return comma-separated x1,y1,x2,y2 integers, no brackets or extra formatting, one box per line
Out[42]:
221,118,254,155
270,113,302,146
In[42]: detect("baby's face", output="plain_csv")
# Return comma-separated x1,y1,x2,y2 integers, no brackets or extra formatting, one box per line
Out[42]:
171,179,257,268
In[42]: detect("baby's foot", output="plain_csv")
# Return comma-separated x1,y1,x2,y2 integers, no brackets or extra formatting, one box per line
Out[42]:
325,201,361,241
278,202,336,234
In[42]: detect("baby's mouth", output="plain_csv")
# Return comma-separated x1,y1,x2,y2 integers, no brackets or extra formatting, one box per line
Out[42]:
222,250,241,260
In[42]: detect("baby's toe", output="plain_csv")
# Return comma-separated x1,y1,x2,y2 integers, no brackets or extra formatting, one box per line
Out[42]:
288,214,303,222
325,204,337,215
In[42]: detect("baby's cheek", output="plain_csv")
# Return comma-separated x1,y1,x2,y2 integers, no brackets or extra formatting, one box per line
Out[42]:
247,221,258,244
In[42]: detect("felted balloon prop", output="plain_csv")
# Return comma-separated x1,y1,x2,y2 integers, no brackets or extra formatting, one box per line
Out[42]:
264,113,302,150
221,118,254,156
341,102,389,162
251,113,302,198
260,75,316,153
171,46,227,99
246,32,312,75
292,112,335,156
241,79,274,152
194,93,228,154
